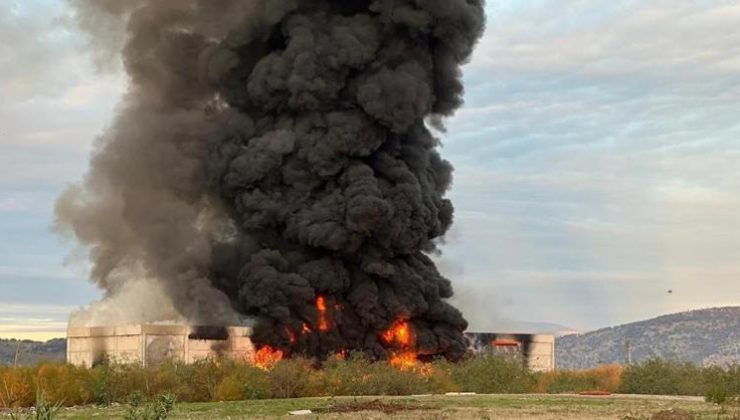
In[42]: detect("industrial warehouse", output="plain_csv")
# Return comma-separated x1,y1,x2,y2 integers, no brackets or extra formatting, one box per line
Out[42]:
67,325,555,372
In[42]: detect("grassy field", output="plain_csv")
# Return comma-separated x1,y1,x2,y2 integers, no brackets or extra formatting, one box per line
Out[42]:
3,394,737,420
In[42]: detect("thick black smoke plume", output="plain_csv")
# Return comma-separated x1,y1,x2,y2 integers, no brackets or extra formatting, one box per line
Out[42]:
57,0,486,361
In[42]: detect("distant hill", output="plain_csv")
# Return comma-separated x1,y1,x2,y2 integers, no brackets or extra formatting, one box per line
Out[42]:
0,338,66,366
556,307,740,369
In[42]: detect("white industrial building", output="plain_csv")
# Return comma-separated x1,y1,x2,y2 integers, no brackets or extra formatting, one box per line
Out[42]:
67,324,254,368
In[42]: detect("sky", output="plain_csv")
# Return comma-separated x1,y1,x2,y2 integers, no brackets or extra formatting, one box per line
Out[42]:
1,0,739,340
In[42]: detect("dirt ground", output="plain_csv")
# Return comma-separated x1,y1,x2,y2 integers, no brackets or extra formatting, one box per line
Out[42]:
10,393,733,420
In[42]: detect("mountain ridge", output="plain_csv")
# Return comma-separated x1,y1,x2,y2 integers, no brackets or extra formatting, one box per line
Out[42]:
556,306,740,369
0,338,66,365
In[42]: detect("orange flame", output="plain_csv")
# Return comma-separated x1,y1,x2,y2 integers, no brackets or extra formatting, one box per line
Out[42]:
389,351,418,369
381,319,418,369
382,319,412,347
316,295,330,332
254,345,283,369
316,295,327,311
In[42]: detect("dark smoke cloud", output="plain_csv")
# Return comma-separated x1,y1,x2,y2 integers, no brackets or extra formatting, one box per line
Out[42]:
58,0,485,360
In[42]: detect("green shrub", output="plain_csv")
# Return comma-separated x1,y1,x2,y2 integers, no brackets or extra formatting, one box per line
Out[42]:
321,353,452,396
703,364,740,405
320,354,367,396
269,358,315,398
141,361,179,398
35,363,91,406
620,360,740,397
541,371,602,393
363,361,428,396
536,365,623,394
175,358,224,402
124,391,176,420
619,359,705,395
451,354,535,394
214,364,270,401
82,364,110,405
706,387,729,405
6,389,64,420
422,359,462,394
33,389,64,420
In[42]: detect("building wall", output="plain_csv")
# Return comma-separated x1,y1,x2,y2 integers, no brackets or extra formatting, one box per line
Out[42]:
464,332,556,372
67,325,255,368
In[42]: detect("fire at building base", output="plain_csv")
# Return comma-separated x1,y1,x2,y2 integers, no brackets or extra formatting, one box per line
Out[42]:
67,325,555,372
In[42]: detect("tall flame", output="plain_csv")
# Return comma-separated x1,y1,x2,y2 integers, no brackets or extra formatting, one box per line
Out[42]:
381,319,418,369
316,295,330,332
382,319,412,347
254,345,283,370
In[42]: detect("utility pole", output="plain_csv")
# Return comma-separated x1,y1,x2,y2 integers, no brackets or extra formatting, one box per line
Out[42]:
624,338,632,365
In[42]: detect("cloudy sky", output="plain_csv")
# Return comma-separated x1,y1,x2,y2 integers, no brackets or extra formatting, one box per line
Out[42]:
1,0,739,339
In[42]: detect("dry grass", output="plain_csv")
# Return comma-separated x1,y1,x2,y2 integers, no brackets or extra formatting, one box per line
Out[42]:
535,364,623,394
5,394,732,420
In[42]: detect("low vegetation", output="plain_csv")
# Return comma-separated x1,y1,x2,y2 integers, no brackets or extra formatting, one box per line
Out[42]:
124,392,176,420
534,364,623,394
0,355,737,411
619,359,740,398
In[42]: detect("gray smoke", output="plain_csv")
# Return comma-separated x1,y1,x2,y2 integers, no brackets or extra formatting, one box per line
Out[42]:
58,0,485,361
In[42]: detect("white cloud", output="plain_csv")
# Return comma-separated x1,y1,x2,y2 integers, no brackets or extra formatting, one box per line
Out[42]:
0,302,76,316
0,302,72,339
0,265,76,280
0,1,77,102
0,1,124,187
438,0,740,329
475,1,740,79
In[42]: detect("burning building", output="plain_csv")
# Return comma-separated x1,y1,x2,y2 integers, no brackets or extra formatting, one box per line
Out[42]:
464,332,556,372
57,1,486,363
67,326,556,372
67,325,254,368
